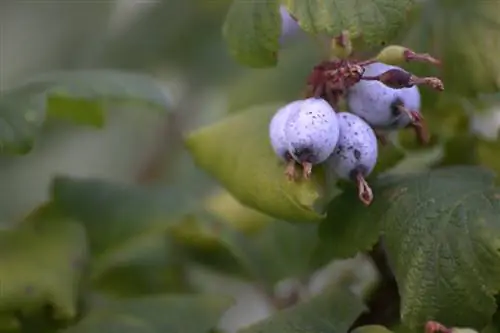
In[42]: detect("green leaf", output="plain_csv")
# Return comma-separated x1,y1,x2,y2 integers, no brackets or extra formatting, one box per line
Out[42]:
63,294,233,333
45,95,105,128
185,103,332,223
319,167,500,330
50,177,188,293
379,166,500,330
0,70,171,154
222,0,281,68
0,203,87,319
352,325,394,333
170,189,273,248
314,175,401,265
404,1,500,97
372,143,407,177
215,218,319,291
226,37,321,113
281,0,415,46
238,285,366,333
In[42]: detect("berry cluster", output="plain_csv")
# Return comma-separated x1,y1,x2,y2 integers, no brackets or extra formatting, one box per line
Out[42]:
269,35,444,206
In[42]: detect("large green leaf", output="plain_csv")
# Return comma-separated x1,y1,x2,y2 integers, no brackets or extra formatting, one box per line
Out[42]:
404,0,500,97
381,166,500,331
0,70,171,154
319,166,500,330
185,103,332,223
238,285,366,333
281,0,415,46
222,0,281,68
50,177,188,294
0,204,87,319
63,294,233,333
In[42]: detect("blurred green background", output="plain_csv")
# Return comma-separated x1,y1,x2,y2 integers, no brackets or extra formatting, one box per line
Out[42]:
1,0,500,332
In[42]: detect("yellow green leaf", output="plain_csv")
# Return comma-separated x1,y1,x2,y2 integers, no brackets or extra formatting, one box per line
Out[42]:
0,203,87,320
222,0,281,68
282,0,415,46
62,294,233,333
185,103,332,223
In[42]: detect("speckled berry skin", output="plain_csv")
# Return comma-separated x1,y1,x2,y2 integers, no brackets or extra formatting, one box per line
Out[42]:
346,62,421,129
269,100,304,160
328,112,378,180
284,97,340,165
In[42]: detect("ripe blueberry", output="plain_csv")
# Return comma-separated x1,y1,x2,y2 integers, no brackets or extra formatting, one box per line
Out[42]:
327,112,378,205
346,62,428,144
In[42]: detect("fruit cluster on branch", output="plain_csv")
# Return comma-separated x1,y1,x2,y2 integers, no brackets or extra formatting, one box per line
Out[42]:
269,32,444,206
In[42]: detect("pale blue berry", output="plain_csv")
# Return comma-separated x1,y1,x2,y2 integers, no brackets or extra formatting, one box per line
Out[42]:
285,98,340,166
347,62,421,129
269,100,303,161
327,112,378,205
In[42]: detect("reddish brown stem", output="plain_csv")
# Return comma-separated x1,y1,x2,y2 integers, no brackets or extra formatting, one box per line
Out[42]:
356,172,373,206
403,49,441,66
285,159,297,181
302,162,313,179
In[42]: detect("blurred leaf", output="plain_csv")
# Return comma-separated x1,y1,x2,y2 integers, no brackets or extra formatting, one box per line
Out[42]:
90,233,190,297
185,103,332,223
397,130,441,152
405,0,500,97
50,177,187,290
436,133,479,167
222,0,281,68
352,326,394,333
282,0,415,46
0,70,171,154
0,203,87,319
215,219,318,292
371,143,406,177
98,0,238,85
170,189,273,248
238,285,366,333
0,94,46,154
45,95,104,128
478,139,500,184
63,294,233,333
378,167,500,330
226,38,321,112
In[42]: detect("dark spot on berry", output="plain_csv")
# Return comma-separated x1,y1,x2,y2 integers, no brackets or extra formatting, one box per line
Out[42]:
390,97,404,116
354,149,361,160
293,146,315,163
349,165,368,181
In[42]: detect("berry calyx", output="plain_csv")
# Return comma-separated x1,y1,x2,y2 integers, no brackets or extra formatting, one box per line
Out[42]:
304,33,443,109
